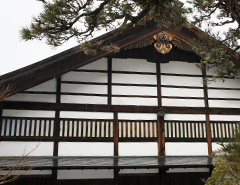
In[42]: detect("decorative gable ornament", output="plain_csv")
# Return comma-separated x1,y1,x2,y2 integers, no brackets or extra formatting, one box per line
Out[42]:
154,32,173,54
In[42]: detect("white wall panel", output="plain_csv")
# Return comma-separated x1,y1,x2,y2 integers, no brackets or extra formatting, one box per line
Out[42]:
112,58,156,72
112,97,157,106
25,79,56,92
119,169,158,174
2,110,55,118
208,89,240,98
161,61,202,75
112,86,157,96
6,94,56,103
60,111,113,119
58,142,113,156
79,58,108,70
61,84,107,94
164,114,205,121
0,142,53,156
112,74,157,84
207,78,240,88
62,72,107,83
162,87,204,97
161,76,202,87
165,142,208,156
0,170,52,176
167,168,209,173
118,113,157,120
212,143,222,151
119,142,158,156
209,100,240,108
58,169,113,179
210,115,240,121
61,95,107,104
162,98,204,107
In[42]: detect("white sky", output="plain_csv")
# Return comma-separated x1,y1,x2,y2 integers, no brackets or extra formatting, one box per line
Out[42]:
0,0,79,76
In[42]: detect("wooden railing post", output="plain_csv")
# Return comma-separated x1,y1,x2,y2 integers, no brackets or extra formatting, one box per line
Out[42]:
113,112,119,185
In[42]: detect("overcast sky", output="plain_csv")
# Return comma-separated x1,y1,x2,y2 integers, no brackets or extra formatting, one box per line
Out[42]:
0,0,78,76
0,1,235,76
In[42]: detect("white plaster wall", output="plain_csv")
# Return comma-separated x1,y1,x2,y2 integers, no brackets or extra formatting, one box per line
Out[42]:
25,79,56,92
62,71,107,83
209,100,240,108
112,86,157,96
212,143,222,152
60,111,113,119
162,98,205,107
119,169,158,174
161,76,203,87
207,78,240,88
208,89,240,99
58,142,114,156
61,84,107,94
112,97,157,106
118,142,158,156
161,61,202,75
0,141,53,156
61,95,107,104
79,58,108,70
6,94,56,103
164,114,205,121
167,168,209,173
162,87,204,97
112,74,157,84
209,115,240,121
57,169,113,179
2,109,55,118
165,142,208,156
112,58,156,72
0,170,52,176
118,113,157,120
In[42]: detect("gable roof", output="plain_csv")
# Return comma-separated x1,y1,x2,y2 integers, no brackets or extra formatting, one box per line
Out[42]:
0,21,200,97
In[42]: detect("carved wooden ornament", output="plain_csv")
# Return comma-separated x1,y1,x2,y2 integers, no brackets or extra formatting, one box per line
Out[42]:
154,32,174,54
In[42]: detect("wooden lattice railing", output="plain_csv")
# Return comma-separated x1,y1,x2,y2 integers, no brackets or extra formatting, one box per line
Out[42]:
164,121,206,141
0,117,238,142
0,117,54,140
118,120,157,140
59,119,113,139
210,121,238,141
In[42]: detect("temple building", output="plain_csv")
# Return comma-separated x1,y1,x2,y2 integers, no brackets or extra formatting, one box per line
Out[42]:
0,21,240,185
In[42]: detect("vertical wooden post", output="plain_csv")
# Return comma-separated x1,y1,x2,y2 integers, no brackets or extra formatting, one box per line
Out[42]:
158,169,166,185
53,76,61,156
108,57,112,111
53,76,61,184
0,103,2,141
113,112,119,185
202,66,212,155
156,62,165,156
113,112,119,156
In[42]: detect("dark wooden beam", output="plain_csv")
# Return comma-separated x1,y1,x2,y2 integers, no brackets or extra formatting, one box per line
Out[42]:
108,57,112,110
3,101,240,115
53,77,61,157
114,112,119,156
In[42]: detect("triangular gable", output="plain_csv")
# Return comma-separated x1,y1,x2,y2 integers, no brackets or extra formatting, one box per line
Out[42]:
0,21,200,98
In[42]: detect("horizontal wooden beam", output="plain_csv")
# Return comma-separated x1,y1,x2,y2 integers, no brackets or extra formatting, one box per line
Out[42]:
2,101,240,115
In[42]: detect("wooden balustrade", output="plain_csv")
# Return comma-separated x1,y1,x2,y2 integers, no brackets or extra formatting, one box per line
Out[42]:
0,117,54,140
118,120,157,139
0,117,238,142
59,119,113,139
211,121,238,141
164,121,207,141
